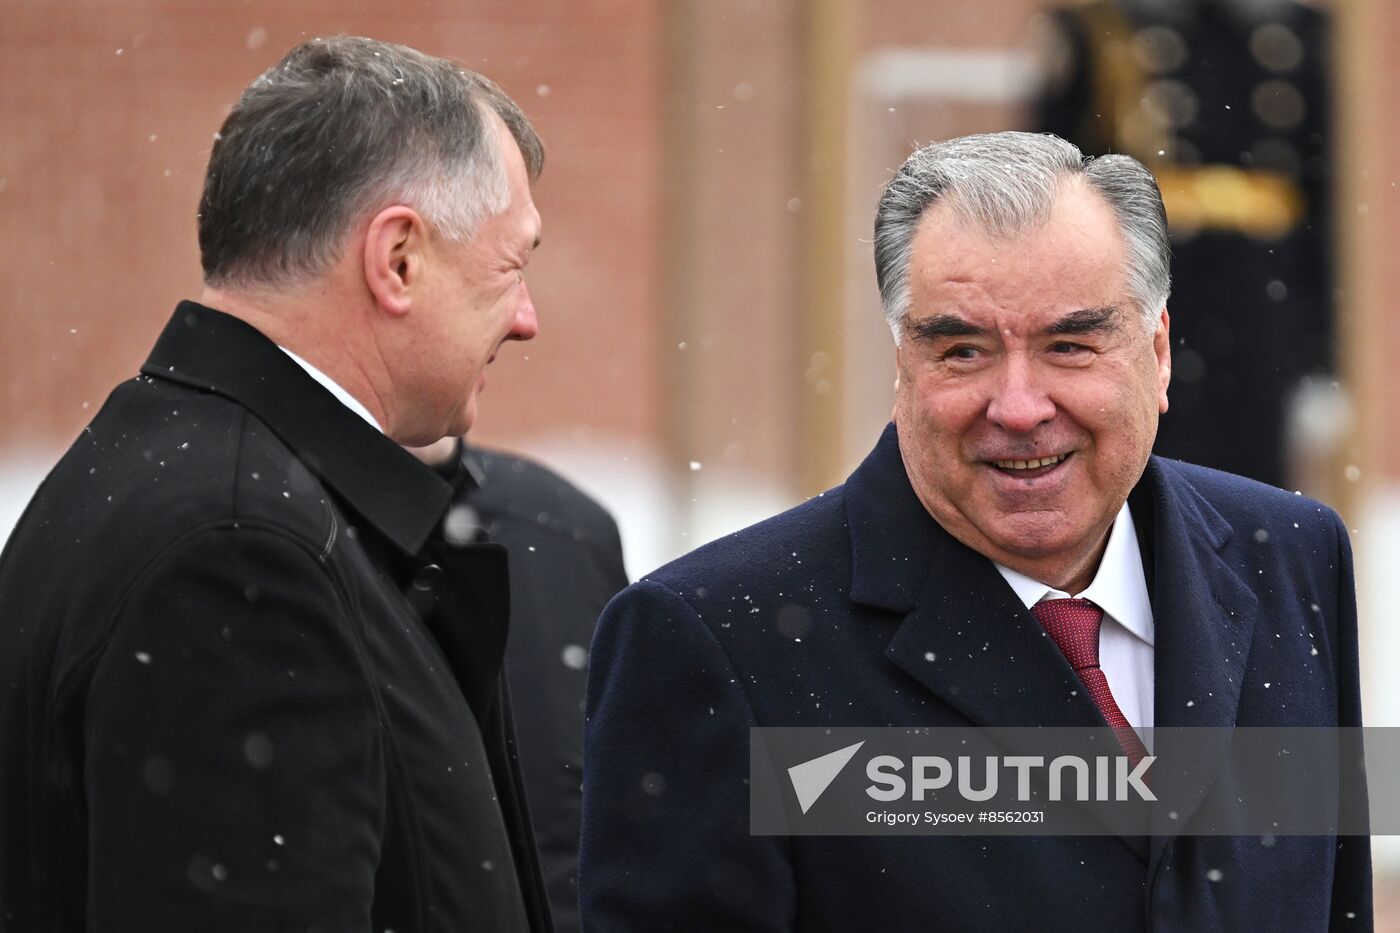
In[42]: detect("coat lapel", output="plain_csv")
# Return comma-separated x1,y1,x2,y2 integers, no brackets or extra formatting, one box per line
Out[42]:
883,531,1117,737
849,425,1132,734
847,425,1147,857
842,431,1261,864
1140,458,1258,878
143,302,513,721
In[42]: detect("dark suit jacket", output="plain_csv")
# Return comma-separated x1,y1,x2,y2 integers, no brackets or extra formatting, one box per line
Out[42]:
0,302,551,932
433,442,628,933
580,423,1370,932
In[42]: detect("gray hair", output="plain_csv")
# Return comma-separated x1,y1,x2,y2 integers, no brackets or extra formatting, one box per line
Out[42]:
873,131,1170,342
199,36,544,288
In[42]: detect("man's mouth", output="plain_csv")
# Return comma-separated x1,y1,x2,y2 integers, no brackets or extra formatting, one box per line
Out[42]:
988,452,1070,478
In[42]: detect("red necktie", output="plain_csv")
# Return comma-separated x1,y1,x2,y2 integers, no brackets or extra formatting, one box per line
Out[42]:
1031,598,1149,765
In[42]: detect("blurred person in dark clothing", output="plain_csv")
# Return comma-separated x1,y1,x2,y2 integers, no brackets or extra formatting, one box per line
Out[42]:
1033,0,1334,490
415,435,628,933
0,37,553,932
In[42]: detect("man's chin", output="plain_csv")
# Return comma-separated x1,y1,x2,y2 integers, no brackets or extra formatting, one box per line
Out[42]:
981,513,1085,559
450,394,479,437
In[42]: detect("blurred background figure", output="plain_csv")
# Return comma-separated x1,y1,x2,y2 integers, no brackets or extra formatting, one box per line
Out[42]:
414,436,628,933
1031,0,1335,491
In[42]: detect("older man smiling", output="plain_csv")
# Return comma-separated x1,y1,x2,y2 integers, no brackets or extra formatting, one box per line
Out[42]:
580,131,1369,933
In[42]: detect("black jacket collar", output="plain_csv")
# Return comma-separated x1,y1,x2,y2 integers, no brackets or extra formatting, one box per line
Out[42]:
141,301,452,556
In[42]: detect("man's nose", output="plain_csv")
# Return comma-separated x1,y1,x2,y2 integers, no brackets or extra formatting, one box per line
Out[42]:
984,357,1055,433
508,287,539,342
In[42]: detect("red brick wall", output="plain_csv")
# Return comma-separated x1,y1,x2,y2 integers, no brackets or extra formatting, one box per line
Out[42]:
0,1,665,454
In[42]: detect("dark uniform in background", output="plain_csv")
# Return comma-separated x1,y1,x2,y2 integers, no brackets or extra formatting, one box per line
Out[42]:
1034,0,1333,489
433,440,628,933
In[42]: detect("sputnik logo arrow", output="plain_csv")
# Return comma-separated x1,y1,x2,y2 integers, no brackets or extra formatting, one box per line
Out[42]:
787,741,865,814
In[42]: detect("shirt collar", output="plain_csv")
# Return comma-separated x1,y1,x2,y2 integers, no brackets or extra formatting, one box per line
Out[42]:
994,503,1155,646
279,346,384,434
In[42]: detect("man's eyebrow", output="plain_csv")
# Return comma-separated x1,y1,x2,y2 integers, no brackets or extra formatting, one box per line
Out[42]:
1045,306,1121,336
903,314,987,341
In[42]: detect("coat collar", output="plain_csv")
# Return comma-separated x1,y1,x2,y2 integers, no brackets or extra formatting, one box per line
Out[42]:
141,301,452,556
848,424,1116,733
845,424,1261,859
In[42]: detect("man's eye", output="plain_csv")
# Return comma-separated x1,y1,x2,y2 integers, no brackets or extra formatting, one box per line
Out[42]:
1049,341,1087,354
945,345,980,360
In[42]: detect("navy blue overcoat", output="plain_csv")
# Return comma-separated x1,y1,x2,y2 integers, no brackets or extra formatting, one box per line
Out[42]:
581,423,1369,932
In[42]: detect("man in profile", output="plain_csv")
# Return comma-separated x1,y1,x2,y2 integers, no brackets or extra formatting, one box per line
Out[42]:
580,132,1369,931
0,37,551,931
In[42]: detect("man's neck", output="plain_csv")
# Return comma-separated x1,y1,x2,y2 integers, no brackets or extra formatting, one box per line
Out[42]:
198,283,393,434
1000,534,1110,597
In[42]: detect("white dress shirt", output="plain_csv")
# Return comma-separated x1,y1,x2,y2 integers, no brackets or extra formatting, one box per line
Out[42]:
994,504,1155,732
279,347,384,434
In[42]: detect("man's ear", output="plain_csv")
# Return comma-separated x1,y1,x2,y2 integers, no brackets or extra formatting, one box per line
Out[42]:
1154,306,1172,414
364,206,428,317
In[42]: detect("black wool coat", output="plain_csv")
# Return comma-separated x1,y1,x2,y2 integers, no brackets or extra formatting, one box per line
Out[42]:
0,302,551,932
